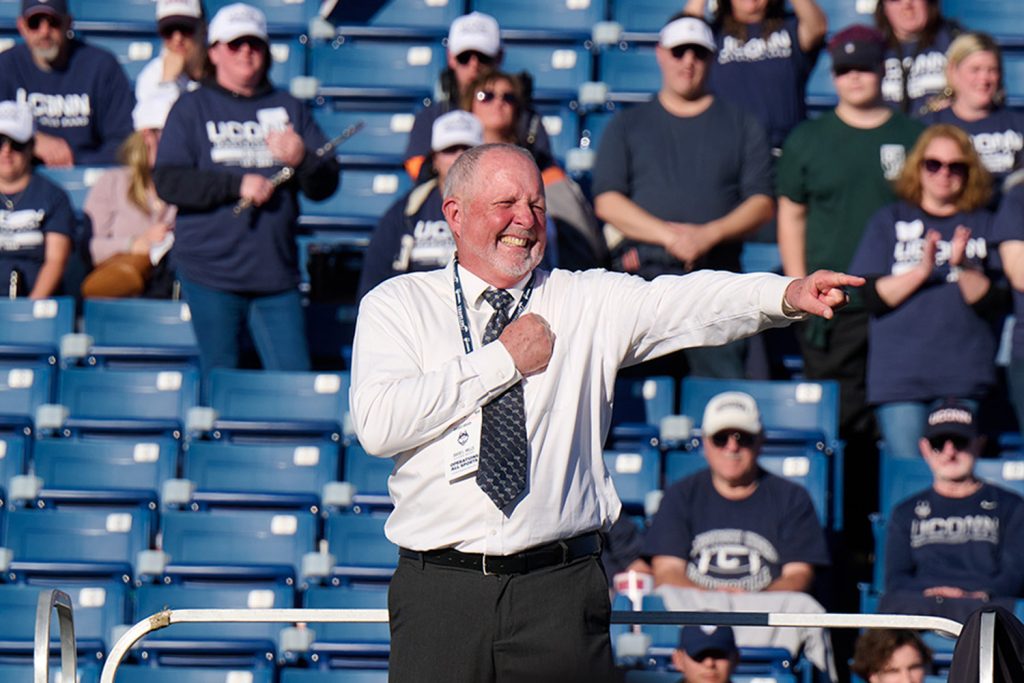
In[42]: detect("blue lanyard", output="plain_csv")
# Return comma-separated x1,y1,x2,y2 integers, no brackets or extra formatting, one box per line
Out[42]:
453,258,535,355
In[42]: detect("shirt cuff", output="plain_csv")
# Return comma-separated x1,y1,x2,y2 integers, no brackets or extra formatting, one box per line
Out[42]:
762,275,808,320
466,338,520,401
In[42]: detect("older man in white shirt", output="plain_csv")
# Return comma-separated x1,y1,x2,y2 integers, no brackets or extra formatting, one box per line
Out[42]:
350,143,861,683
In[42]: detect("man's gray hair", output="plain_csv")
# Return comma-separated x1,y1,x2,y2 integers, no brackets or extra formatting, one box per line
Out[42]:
442,143,540,199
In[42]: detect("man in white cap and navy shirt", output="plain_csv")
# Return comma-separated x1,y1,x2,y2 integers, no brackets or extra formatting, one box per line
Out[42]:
592,13,774,379
0,0,134,166
402,11,552,182
646,390,837,680
135,0,207,103
359,109,483,298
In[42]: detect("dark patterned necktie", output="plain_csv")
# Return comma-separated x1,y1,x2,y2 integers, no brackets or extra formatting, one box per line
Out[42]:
476,288,528,510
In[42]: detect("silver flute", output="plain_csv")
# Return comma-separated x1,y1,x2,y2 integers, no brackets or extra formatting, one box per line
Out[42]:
232,120,365,216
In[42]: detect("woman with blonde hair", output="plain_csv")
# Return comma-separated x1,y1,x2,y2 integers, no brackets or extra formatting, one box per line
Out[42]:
84,95,178,297
850,123,1000,457
923,32,1024,188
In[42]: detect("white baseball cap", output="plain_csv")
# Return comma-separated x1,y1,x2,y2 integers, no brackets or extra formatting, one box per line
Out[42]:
0,100,35,144
132,93,178,131
431,110,483,152
702,391,762,438
448,12,501,58
659,16,716,53
208,2,267,45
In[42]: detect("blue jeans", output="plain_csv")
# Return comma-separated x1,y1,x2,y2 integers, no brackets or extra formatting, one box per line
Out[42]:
876,398,980,458
179,276,311,376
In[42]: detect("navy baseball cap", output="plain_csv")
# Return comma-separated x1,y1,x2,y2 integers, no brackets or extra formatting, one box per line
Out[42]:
924,400,978,442
22,0,67,18
829,25,885,72
679,625,737,659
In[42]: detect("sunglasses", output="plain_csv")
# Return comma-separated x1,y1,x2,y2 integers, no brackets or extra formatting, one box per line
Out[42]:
226,36,266,52
922,158,968,178
26,13,61,30
669,44,712,61
709,430,757,448
159,22,196,39
0,134,30,152
928,435,971,453
455,50,495,66
475,90,517,106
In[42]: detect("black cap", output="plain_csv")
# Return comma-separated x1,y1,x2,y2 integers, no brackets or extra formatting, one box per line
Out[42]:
21,0,67,19
678,625,737,659
924,400,978,441
829,24,885,72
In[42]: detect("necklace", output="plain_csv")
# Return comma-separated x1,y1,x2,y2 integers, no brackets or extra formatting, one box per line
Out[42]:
0,190,20,211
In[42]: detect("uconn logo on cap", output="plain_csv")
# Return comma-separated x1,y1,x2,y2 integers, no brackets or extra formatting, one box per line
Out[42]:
929,408,972,426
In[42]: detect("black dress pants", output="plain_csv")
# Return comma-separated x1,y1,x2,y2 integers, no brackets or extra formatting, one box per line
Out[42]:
387,553,615,683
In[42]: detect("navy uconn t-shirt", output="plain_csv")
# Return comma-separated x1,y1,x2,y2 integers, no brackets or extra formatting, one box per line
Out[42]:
0,173,73,292
644,469,829,591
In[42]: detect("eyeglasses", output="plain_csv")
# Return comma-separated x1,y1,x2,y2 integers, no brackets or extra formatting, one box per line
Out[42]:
0,135,30,152
26,13,61,31
455,50,496,66
709,431,757,448
922,158,969,178
928,435,971,453
225,36,266,52
159,22,196,39
475,90,517,106
669,44,712,61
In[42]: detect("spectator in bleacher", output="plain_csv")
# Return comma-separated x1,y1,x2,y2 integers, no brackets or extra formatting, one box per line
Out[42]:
0,0,135,167
851,629,932,683
921,33,1024,193
82,94,179,299
465,69,608,271
0,100,73,298
402,11,552,182
153,3,340,374
874,0,962,116
350,142,861,683
776,25,923,491
671,625,739,683
645,391,836,680
593,14,774,379
135,0,208,104
993,183,1024,434
683,0,828,152
849,124,999,458
880,401,1024,622
357,110,482,299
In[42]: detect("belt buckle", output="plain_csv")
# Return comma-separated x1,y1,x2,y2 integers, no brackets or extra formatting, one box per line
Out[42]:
482,553,491,577
558,540,569,565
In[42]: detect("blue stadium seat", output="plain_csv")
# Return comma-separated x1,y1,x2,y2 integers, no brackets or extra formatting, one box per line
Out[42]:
815,0,876,36
681,377,841,448
182,439,341,511
36,167,111,216
69,0,160,28
303,584,390,661
597,44,660,101
610,0,684,33
351,0,461,31
299,167,413,232
114,664,275,683
78,299,199,368
581,110,615,151
31,435,178,509
0,297,74,365
1004,51,1024,107
0,661,100,683
205,0,319,34
324,512,396,583
740,242,782,274
610,375,675,446
280,669,388,683
662,448,709,486
1,506,150,582
535,104,580,164
603,445,661,513
341,442,393,511
502,43,592,102
78,35,162,84
472,0,605,38
943,0,1024,45
201,369,349,441
0,363,52,435
0,581,129,659
134,583,293,661
805,52,837,110
310,103,417,167
309,38,444,100
0,432,26,503
158,509,318,584
0,0,19,24
52,366,200,438
268,39,307,87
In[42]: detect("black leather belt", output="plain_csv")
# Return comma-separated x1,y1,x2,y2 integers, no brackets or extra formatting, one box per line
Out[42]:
399,532,602,575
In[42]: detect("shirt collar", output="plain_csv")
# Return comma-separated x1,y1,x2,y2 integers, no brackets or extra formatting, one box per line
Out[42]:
453,259,532,309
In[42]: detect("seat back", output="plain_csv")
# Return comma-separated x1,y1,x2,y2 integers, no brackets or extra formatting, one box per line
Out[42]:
33,436,178,497
309,39,444,99
0,297,73,361
598,45,660,98
114,665,275,683
304,584,390,647
342,442,394,505
207,369,348,437
83,299,199,361
57,366,199,430
475,0,604,34
502,44,592,101
0,363,53,420
325,513,397,574
300,167,413,231
603,445,661,511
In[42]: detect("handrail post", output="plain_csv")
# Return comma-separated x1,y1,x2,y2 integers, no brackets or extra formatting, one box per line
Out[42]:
34,589,76,683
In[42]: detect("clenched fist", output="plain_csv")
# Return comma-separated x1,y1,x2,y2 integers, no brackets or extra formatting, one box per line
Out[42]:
499,313,554,377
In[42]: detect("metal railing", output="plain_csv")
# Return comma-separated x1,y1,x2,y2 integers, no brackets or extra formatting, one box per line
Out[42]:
34,589,76,683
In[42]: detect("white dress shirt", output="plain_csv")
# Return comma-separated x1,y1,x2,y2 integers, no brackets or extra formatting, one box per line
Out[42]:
350,261,797,554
